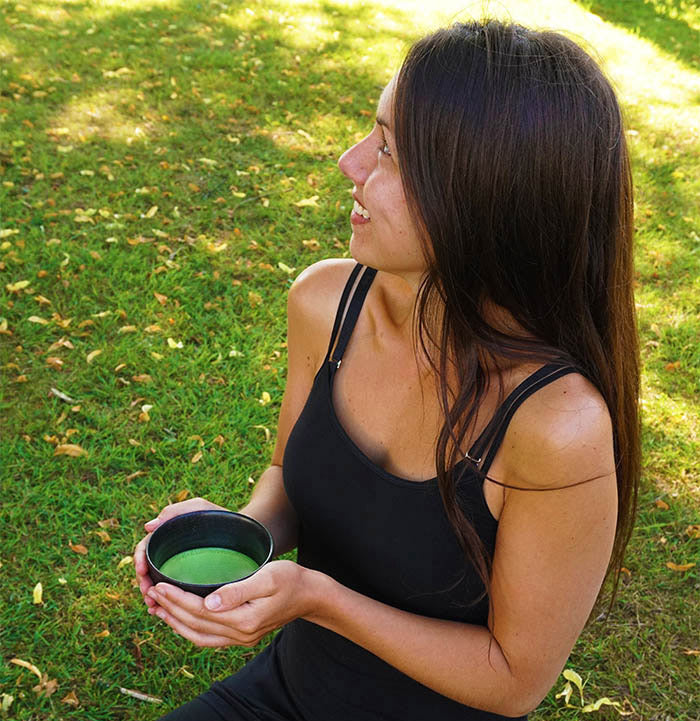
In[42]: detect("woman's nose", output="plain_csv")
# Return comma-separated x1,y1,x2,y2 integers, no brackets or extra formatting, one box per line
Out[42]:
338,138,372,186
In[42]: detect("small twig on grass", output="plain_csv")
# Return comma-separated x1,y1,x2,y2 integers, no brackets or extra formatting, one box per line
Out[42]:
119,687,163,704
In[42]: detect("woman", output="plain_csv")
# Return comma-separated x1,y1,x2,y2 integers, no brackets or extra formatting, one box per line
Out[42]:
134,19,640,720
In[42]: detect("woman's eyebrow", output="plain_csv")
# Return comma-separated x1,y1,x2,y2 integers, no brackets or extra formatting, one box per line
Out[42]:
376,114,391,129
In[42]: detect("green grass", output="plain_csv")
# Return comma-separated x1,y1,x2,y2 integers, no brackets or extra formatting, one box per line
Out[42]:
0,0,698,719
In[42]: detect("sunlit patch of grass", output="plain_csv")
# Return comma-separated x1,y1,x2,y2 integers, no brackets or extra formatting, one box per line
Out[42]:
48,88,162,145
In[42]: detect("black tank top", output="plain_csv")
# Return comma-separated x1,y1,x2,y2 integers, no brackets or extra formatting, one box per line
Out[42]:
279,263,576,721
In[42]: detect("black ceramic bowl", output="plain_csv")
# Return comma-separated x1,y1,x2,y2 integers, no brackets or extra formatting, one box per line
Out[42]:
146,510,274,597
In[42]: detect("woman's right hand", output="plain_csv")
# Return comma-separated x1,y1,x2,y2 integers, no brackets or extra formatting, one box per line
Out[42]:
134,497,228,608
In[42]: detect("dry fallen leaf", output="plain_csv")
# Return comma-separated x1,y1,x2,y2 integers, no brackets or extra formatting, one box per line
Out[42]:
98,517,119,528
94,629,110,638
144,205,158,218
33,674,58,698
167,337,183,349
666,562,696,572
654,499,670,510
62,690,79,706
248,291,262,307
94,530,111,543
10,658,42,679
28,315,50,324
302,239,321,251
175,489,190,502
1,694,14,712
6,279,30,292
685,525,700,539
258,391,271,406
682,648,700,655
117,556,133,569
191,450,203,464
153,292,168,305
50,388,78,403
118,325,137,334
132,374,153,383
294,195,319,208
86,349,102,364
69,542,88,555
54,444,88,457
33,582,43,605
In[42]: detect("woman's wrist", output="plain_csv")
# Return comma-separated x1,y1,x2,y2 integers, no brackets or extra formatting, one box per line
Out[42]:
301,566,340,626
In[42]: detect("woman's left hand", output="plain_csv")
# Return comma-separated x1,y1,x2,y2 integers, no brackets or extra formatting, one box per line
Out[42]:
146,560,321,648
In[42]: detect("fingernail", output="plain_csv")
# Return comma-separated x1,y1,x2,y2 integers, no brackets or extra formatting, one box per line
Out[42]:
205,594,221,610
145,518,158,527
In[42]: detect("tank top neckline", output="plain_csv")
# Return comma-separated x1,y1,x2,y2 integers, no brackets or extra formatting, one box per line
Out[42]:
317,262,577,501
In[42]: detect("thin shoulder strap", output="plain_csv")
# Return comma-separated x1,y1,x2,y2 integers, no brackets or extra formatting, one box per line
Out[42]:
327,265,377,368
324,262,364,364
467,363,579,475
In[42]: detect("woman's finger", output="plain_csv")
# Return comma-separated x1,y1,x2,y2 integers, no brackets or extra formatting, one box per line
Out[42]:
144,498,228,533
154,606,237,648
148,585,239,638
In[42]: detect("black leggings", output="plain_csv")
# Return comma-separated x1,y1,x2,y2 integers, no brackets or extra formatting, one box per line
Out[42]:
157,642,302,721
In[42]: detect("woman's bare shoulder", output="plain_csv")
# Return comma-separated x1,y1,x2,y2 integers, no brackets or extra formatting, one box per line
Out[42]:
499,371,616,491
287,258,358,365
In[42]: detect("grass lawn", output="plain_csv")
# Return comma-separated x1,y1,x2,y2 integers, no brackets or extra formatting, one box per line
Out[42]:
0,0,697,718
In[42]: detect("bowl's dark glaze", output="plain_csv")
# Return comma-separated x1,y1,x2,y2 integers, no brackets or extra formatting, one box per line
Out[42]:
146,510,274,597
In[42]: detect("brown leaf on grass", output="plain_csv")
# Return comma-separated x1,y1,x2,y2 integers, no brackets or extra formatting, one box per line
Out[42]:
62,691,79,706
144,324,162,333
125,470,146,481
119,325,137,334
190,450,203,464
98,517,119,529
132,374,153,383
46,356,65,369
685,525,700,539
302,239,321,251
33,674,58,697
654,499,670,510
248,291,262,307
69,541,88,555
666,562,696,572
117,556,133,569
94,530,111,543
212,434,225,447
175,489,190,502
54,444,87,457
665,361,681,371
682,648,700,655
86,349,102,363
94,629,110,638
33,582,43,604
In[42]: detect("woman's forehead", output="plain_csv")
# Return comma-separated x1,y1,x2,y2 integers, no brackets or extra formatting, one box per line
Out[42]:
376,77,397,127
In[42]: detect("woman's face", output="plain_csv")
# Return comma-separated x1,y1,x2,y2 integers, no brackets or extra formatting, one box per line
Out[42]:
338,78,427,286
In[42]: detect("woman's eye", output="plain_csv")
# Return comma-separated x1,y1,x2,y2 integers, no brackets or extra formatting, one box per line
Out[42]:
379,141,391,156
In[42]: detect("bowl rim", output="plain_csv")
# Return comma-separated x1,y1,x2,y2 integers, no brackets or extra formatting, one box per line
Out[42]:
145,509,274,589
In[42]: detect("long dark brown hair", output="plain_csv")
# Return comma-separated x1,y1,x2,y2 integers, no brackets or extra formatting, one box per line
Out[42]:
393,20,640,608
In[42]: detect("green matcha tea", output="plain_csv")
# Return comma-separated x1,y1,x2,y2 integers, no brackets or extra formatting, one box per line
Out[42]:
159,547,259,584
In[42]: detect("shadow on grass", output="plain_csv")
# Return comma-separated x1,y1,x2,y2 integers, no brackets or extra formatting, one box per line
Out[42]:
575,0,700,71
